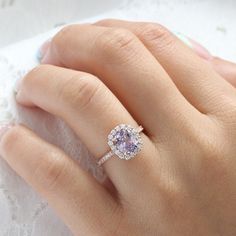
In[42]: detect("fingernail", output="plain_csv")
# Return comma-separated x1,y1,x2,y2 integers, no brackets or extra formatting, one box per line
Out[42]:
174,32,212,60
174,32,193,48
37,39,51,62
189,38,212,60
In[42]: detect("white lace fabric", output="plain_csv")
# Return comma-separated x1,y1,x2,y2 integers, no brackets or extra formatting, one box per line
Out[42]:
0,0,235,235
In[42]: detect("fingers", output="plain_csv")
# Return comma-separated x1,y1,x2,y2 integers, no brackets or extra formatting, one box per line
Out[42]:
15,65,156,196
95,19,236,114
40,24,200,137
40,25,236,92
0,124,119,235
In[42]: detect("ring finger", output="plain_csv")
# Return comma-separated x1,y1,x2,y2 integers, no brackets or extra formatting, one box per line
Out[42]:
16,65,156,196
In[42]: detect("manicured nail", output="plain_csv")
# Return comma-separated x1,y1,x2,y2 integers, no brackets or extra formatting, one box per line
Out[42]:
189,38,212,60
174,32,193,48
174,32,212,60
37,39,51,62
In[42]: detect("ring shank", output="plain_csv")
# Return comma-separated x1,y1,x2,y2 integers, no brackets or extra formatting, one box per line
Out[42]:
97,151,114,166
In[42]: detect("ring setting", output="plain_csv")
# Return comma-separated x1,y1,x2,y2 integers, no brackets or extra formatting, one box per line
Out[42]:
97,124,143,166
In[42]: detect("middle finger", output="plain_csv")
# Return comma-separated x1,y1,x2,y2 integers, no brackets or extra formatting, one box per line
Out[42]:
41,24,201,137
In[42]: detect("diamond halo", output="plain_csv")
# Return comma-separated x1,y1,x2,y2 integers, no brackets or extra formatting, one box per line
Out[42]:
97,124,144,166
107,124,143,160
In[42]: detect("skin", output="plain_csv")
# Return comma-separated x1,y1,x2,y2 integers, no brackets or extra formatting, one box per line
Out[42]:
0,19,236,235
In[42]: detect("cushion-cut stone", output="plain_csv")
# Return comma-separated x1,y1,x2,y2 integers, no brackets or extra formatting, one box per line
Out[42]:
113,128,139,154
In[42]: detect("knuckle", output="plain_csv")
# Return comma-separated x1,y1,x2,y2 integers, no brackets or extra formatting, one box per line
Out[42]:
50,25,77,59
34,150,67,191
137,23,174,51
215,98,236,132
30,64,51,73
181,122,230,182
24,65,52,87
164,183,187,214
53,25,76,47
58,74,103,112
197,135,230,179
201,139,223,161
1,126,24,153
58,24,76,36
95,28,137,56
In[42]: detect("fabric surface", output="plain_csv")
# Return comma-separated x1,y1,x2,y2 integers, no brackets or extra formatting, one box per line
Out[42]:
0,0,235,235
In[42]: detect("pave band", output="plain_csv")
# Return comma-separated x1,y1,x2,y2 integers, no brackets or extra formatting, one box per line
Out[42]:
97,124,144,166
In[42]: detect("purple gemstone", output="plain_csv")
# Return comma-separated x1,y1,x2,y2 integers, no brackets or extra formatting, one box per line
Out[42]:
113,128,139,154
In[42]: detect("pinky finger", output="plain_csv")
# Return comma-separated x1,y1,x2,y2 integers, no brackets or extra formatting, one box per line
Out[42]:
0,124,120,235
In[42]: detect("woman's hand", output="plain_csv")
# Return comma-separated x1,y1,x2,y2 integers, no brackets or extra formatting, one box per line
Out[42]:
1,19,236,236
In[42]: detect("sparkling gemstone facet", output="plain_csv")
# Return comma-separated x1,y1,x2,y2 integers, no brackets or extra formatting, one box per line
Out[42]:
108,124,142,160
114,129,138,153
